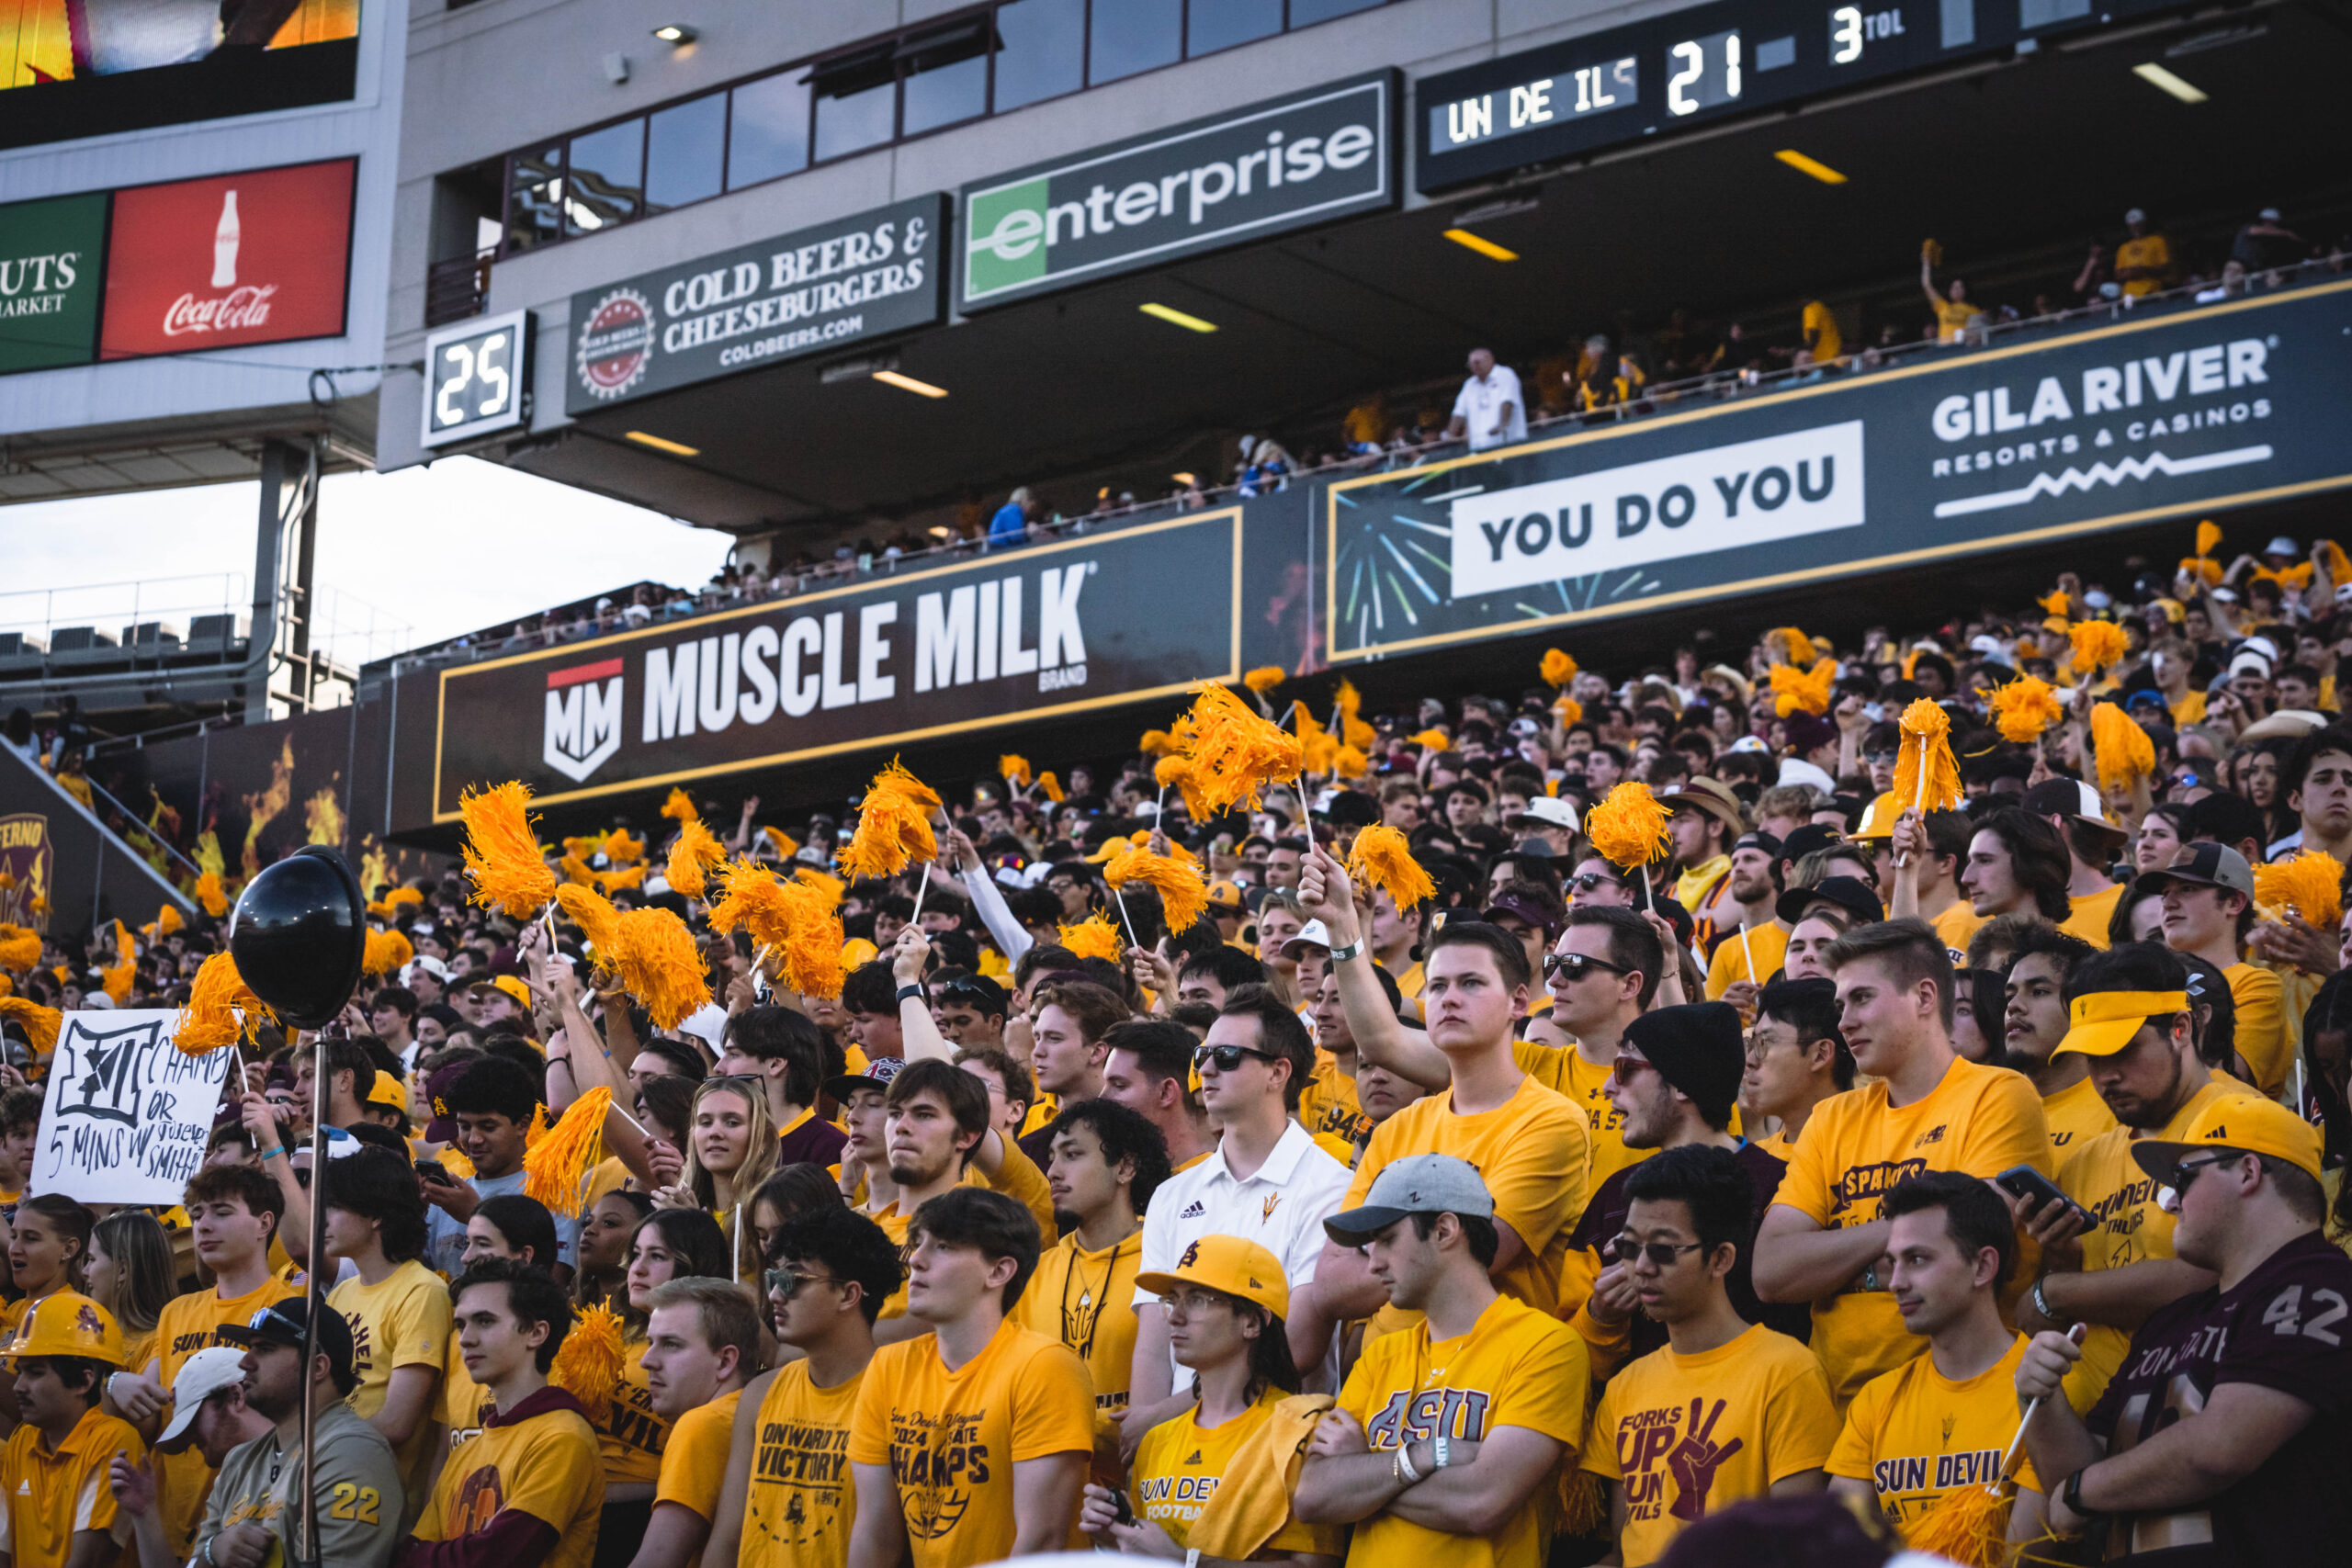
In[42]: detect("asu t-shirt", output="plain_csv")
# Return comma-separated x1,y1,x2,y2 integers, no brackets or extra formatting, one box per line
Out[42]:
1826,1337,2041,1536
2041,1074,2117,1155
1586,1324,1838,1565
1008,1230,1140,1469
415,1389,605,1568
1770,1055,2051,1407
845,1319,1096,1568
151,1270,305,1557
1300,1051,1374,1146
1512,1039,1643,1191
2086,1232,2352,1562
330,1257,453,1516
2054,1077,2241,1412
742,1363,862,1568
1334,1294,1589,1568
1704,924,1790,1000
599,1338,667,1486
1349,1074,1590,1326
2224,962,2290,1099
1132,1387,1343,1556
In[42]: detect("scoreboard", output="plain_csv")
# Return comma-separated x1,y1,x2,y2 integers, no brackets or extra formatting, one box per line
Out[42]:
1416,0,2185,189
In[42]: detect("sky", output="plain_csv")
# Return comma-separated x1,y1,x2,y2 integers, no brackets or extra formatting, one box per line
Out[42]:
3,457,735,669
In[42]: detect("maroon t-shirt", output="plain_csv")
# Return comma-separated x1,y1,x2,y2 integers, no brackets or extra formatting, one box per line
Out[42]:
777,1111,849,1169
2087,1230,2352,1563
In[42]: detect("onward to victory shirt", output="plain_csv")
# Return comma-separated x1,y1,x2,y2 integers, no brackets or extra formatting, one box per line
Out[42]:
2086,1232,2352,1562
1770,1056,2051,1406
1348,1075,1590,1327
1826,1337,2042,1534
1131,1387,1343,1556
1586,1324,1839,1565
846,1319,1096,1568
741,1362,863,1568
1335,1294,1588,1568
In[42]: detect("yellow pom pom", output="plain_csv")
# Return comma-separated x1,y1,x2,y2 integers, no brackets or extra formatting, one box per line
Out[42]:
459,781,558,919
1769,658,1836,717
841,760,942,880
1585,783,1671,873
1903,1481,2012,1566
612,907,712,1030
2089,703,2155,791
663,815,727,901
2068,620,2131,679
1347,825,1436,909
2196,520,2222,558
1766,626,1817,663
1554,696,1584,728
1037,771,1066,803
550,1303,627,1423
0,925,40,973
1540,649,1577,688
1104,845,1209,933
596,863,646,893
604,829,646,864
1894,699,1964,813
524,1088,612,1217
1334,679,1363,717
174,952,274,1055
556,884,624,958
660,787,695,822
156,904,183,938
1243,666,1286,694
361,929,414,977
1138,728,1175,757
1174,682,1303,817
194,871,229,919
1989,677,2064,744
2255,851,2346,929
0,997,61,1056
1408,728,1451,750
1334,746,1370,779
1058,913,1126,964
999,754,1032,785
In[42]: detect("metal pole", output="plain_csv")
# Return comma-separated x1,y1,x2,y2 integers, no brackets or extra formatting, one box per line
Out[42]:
295,1021,334,1568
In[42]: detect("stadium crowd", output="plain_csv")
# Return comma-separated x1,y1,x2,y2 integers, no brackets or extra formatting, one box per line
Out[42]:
4,512,2352,1568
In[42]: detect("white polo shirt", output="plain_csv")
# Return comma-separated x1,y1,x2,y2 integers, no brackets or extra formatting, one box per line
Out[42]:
1453,364,1527,451
1134,1119,1352,1322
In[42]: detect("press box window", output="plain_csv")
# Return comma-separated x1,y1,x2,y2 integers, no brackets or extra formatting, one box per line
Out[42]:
565,119,644,234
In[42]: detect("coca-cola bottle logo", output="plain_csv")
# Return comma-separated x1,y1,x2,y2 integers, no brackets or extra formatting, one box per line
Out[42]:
163,285,278,336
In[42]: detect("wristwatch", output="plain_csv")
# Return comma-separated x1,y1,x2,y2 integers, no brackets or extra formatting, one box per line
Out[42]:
1328,937,1365,963
895,982,925,1005
2062,1467,2101,1518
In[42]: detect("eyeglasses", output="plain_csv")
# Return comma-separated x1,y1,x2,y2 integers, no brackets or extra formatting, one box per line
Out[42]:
1568,873,1623,894
2158,1154,2232,1212
1862,749,1900,765
1609,1055,1659,1085
1545,952,1629,982
1193,1043,1279,1074
1163,1289,1237,1316
1611,1237,1707,1268
764,1269,843,1301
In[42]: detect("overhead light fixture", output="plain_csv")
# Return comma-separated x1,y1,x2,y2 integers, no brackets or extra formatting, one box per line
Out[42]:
1170,471,1197,486
927,525,954,538
651,23,697,43
1442,227,1519,262
1774,150,1849,185
625,431,700,456
872,368,948,399
2132,62,2208,102
1140,302,1217,333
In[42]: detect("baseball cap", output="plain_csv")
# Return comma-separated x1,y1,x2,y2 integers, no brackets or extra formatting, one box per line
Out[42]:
2135,841,2255,901
2052,988,2189,1058
2265,536,2299,558
154,1346,253,1450
1204,880,1246,912
217,1296,358,1384
365,1071,408,1113
2022,777,2127,841
824,1056,908,1101
464,975,532,1010
422,1061,472,1144
1324,1153,1494,1240
1135,1234,1290,1319
404,954,452,986
1280,920,1334,960
2127,689,2168,711
1777,758,1838,794
2130,1093,2324,1187
2124,207,2147,224
1482,889,1562,939
1508,796,1578,832
1774,875,1883,928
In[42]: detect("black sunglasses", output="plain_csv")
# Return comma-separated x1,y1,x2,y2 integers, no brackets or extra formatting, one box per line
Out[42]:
1193,1043,1279,1074
1568,873,1622,894
1611,1237,1706,1268
764,1268,844,1301
1545,953,1629,982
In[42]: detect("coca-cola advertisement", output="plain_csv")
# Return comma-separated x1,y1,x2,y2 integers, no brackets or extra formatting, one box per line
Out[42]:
100,157,356,360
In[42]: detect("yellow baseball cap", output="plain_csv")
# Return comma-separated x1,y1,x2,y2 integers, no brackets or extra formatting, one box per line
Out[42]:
1850,791,1900,842
1135,1234,1289,1320
4,1292,126,1367
366,1070,409,1111
2131,1093,2324,1186
2053,989,2188,1058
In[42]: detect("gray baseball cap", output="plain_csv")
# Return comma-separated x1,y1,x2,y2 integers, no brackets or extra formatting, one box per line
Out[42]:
2136,841,2255,901
1323,1154,1494,1241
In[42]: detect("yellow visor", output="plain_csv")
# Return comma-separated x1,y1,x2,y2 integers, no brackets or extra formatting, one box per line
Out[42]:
2053,988,2189,1058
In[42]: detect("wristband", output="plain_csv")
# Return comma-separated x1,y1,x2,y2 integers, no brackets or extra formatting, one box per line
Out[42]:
257,1145,288,1163
1394,1442,1423,1484
1432,1433,1453,1471
896,983,926,1005
2031,1278,2074,1328
2061,1467,2100,1518
1328,938,1365,964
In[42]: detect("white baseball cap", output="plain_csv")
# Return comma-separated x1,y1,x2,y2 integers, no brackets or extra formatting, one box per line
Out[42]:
1510,796,1579,831
156,1346,249,1450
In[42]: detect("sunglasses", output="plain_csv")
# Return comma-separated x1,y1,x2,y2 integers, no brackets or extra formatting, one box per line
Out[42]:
764,1268,844,1301
1568,873,1622,894
1611,1237,1706,1268
1193,1044,1279,1074
1609,1055,1659,1085
1862,749,1900,765
2157,1153,2232,1212
1545,953,1629,982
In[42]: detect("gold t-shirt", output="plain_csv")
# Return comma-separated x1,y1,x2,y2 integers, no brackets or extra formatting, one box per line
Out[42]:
741,1363,862,1568
2041,1074,2117,1156
1131,1387,1343,1556
1826,1337,2042,1537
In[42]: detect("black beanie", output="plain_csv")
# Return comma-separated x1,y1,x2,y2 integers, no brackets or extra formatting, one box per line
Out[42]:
1622,1001,1746,1130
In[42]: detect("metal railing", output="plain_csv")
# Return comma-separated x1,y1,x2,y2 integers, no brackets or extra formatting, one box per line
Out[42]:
0,573,248,659
425,246,496,328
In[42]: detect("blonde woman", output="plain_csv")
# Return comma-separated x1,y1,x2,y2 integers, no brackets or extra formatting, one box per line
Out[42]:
85,1210,175,1375
651,1076,776,1279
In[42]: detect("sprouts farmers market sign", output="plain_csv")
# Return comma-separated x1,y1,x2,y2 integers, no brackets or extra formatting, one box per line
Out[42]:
567,195,948,414
431,510,1244,816
958,72,1396,310
1326,280,2352,660
0,192,107,374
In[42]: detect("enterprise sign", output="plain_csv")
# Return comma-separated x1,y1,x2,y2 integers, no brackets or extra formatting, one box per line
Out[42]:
959,72,1396,311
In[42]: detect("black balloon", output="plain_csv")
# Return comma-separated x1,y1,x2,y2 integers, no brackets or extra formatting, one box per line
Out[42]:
228,846,368,1029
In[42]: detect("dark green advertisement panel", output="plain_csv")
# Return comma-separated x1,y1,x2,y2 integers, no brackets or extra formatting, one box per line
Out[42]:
0,191,107,374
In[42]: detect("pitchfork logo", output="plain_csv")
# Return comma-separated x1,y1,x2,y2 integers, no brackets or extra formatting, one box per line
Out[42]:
544,657,624,783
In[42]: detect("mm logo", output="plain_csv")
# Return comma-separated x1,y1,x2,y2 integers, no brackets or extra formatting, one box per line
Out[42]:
544,658,624,783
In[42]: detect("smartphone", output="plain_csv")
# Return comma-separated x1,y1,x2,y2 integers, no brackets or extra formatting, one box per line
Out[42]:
1995,1164,2090,1227
415,1159,452,1186
1108,1488,1134,1527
